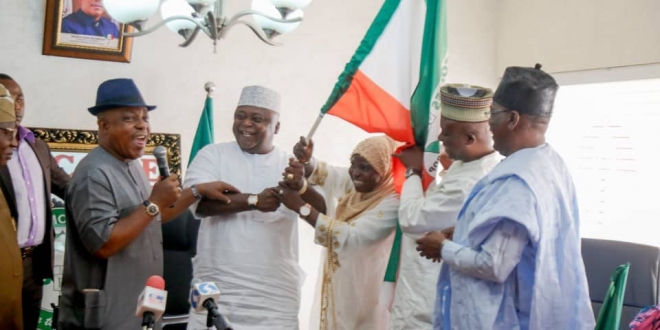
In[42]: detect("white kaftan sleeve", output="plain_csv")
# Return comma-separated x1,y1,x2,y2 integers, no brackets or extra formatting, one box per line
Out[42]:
313,194,398,255
398,172,470,235
441,219,528,283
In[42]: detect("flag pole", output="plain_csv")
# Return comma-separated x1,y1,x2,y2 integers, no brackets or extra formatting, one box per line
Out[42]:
204,81,215,97
306,113,325,142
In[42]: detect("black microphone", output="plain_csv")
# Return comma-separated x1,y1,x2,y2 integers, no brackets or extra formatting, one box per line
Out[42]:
203,299,232,330
153,146,170,178
190,281,232,330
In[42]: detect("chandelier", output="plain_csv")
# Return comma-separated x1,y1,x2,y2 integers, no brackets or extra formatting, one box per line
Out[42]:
102,0,311,50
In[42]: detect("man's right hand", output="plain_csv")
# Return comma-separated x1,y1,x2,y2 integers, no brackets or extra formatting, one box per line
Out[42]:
442,226,455,240
393,145,424,172
149,175,181,210
256,188,281,212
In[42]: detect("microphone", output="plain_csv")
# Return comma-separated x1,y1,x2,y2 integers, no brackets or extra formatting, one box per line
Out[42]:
153,146,170,178
190,281,232,330
136,275,168,330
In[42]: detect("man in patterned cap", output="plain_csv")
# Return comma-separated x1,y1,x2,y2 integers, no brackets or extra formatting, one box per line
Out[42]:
184,85,302,329
0,83,22,330
422,65,595,329
391,84,501,329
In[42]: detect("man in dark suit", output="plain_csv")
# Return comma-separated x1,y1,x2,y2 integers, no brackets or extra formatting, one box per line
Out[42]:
0,74,70,330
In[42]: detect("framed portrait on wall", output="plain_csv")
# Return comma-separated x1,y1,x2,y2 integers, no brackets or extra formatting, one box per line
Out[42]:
28,127,180,329
43,0,134,63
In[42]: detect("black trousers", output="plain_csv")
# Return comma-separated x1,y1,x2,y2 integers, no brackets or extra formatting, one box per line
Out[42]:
22,255,43,330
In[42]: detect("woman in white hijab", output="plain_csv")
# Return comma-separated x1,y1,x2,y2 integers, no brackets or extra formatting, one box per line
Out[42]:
277,135,399,330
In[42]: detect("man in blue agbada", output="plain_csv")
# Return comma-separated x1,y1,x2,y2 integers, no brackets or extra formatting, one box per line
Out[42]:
417,64,595,329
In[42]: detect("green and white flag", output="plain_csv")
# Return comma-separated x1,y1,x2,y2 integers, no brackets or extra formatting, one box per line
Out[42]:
188,95,215,167
317,0,448,283
411,0,449,178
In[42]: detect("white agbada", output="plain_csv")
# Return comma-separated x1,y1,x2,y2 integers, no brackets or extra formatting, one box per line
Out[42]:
389,152,501,329
184,142,302,330
307,162,398,330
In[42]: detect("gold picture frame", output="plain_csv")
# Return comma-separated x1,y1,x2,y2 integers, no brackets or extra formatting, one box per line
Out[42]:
43,0,134,62
29,127,182,177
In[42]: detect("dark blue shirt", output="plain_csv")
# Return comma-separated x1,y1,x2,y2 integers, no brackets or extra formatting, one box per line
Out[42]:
61,10,120,38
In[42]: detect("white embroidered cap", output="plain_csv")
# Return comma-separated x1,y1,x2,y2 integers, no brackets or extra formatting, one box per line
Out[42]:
237,85,282,113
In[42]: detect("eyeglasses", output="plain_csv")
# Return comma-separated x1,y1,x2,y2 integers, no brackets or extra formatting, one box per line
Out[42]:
489,109,512,116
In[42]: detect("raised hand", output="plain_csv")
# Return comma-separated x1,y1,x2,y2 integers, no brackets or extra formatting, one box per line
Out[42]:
293,136,314,164
149,174,181,209
282,157,305,191
256,187,282,212
392,145,424,172
196,181,241,204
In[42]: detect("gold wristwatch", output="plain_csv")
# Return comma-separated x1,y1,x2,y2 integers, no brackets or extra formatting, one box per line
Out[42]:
143,200,160,217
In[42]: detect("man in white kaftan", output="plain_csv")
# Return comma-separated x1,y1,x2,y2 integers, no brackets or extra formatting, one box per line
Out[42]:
391,84,500,329
184,86,302,330
420,65,594,329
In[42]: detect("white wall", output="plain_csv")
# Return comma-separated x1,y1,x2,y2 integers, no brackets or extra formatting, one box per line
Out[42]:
447,0,498,88
496,0,660,75
0,0,385,167
0,0,499,172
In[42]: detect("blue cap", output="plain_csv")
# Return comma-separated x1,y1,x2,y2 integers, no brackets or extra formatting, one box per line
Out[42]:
88,78,156,115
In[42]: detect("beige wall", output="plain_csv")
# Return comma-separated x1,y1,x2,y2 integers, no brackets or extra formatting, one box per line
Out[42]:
495,0,660,75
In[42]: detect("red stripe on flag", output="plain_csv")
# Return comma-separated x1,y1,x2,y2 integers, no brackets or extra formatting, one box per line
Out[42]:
327,70,415,144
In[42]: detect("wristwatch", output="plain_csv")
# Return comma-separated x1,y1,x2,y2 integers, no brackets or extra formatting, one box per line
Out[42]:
143,200,160,217
299,203,312,219
247,194,259,208
405,168,422,179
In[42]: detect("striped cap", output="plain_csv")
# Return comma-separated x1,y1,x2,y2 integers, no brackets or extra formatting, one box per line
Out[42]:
440,84,493,122
0,84,16,124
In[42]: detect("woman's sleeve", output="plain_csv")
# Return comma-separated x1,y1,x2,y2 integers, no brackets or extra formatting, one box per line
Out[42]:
308,161,353,200
313,195,398,255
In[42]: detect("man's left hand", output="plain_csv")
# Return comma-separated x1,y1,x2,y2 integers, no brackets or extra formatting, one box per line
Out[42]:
416,231,448,260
